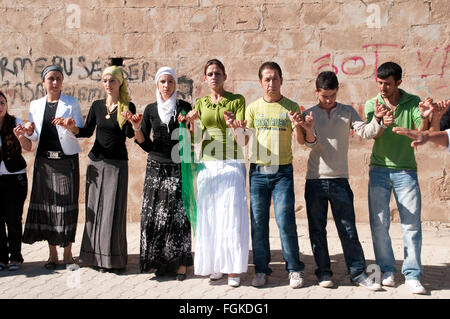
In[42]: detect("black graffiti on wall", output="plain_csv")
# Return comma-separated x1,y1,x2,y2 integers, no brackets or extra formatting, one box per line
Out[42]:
0,56,189,105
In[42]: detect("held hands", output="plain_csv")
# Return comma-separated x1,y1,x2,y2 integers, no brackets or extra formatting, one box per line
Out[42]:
24,121,35,136
122,111,142,130
52,117,76,130
13,123,27,140
419,97,435,119
432,99,450,119
288,110,314,131
374,100,389,120
224,111,247,130
392,127,429,148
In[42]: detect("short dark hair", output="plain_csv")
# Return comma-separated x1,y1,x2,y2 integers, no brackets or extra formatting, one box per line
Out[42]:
377,62,402,82
258,61,282,80
315,71,339,90
204,59,226,75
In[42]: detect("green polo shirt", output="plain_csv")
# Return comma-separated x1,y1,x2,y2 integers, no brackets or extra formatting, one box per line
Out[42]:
364,89,422,170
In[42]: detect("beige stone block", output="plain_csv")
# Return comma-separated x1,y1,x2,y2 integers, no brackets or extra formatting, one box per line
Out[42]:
300,2,343,28
147,7,190,33
277,29,321,55
404,76,449,102
109,8,149,33
125,0,163,7
262,3,301,30
430,0,450,24
281,80,316,107
78,33,125,57
389,0,430,26
74,8,109,34
233,81,261,105
188,7,217,31
201,0,262,6
122,33,165,58
407,24,447,48
30,33,79,56
321,27,371,51
201,32,243,57
163,32,204,58
218,6,260,31
167,0,199,7
240,32,278,56
337,79,371,106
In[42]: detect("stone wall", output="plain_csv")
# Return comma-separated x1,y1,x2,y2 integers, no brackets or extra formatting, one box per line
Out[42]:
1,0,449,222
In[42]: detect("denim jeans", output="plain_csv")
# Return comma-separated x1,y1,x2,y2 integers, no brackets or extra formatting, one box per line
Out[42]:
249,164,304,275
368,166,422,280
305,178,366,281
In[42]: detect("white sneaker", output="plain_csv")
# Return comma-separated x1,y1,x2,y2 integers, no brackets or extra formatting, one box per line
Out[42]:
406,279,426,294
252,273,266,287
209,272,223,280
353,273,382,291
289,271,304,289
318,274,334,288
228,276,240,287
381,272,395,287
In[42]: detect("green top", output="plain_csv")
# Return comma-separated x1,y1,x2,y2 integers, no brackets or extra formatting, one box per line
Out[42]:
364,89,422,170
246,96,300,165
194,91,245,161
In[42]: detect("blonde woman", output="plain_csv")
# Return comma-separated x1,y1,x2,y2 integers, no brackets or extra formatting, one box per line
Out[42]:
59,65,136,273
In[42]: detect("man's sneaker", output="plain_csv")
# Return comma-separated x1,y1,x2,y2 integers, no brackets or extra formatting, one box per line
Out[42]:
228,276,241,287
209,272,223,281
318,274,334,288
252,273,267,287
381,272,395,287
289,271,304,289
406,279,426,294
353,273,382,291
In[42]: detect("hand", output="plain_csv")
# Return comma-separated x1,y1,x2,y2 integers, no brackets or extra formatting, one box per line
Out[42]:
433,99,450,119
289,111,314,131
185,110,198,122
13,123,27,139
288,111,303,128
374,100,388,120
122,111,142,129
24,121,35,136
419,97,434,119
383,110,395,126
52,117,76,130
392,127,429,147
302,112,314,131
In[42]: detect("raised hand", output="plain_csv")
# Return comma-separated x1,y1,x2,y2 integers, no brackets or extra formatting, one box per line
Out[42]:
185,109,199,122
122,111,142,130
52,117,76,130
374,100,388,120
433,99,450,119
383,110,395,127
24,121,35,136
13,123,27,139
302,112,314,131
419,97,434,119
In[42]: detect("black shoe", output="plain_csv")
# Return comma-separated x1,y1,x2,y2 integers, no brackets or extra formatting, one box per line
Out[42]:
176,273,186,281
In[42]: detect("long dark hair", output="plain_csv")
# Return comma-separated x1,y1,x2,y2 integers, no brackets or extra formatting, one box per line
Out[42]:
0,90,21,155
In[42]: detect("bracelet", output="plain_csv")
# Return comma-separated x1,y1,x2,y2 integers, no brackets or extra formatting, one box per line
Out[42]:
133,126,141,131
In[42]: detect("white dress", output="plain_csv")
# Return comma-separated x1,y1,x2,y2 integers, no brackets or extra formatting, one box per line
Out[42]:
194,160,249,275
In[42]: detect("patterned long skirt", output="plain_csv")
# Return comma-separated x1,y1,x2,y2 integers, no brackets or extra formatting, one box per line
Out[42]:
23,155,79,247
140,159,193,274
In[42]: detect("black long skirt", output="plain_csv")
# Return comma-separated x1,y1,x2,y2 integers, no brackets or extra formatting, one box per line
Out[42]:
140,159,193,274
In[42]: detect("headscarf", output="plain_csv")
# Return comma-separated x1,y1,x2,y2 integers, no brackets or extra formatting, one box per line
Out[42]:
102,65,130,130
155,66,178,126
41,65,64,81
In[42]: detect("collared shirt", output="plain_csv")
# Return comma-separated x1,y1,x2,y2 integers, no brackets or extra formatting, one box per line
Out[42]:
0,118,26,175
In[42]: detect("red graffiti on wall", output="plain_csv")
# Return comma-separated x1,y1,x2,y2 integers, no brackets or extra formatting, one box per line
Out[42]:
313,43,449,82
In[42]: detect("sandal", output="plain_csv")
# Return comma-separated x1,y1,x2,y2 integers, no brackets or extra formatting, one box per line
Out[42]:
0,262,6,271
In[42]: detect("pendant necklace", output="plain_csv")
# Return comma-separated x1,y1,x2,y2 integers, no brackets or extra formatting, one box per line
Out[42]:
105,102,118,119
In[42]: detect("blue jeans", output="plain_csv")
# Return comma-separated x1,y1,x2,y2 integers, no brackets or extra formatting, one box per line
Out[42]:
249,164,304,275
305,179,366,281
368,166,422,280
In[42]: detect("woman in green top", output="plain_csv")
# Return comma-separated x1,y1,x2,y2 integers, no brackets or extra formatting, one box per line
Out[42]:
187,59,249,287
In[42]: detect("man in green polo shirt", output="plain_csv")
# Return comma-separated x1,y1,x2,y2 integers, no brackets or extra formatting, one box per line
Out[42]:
364,62,433,295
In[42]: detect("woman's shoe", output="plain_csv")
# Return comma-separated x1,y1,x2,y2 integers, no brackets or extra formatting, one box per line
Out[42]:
176,273,187,281
8,261,21,271
228,276,241,287
0,262,6,271
209,272,223,280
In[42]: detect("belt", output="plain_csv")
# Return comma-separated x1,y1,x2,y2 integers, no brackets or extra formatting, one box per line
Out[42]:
39,151,78,160
252,163,291,174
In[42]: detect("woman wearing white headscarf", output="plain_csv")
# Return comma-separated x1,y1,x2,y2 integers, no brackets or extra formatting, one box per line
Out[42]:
130,66,193,281
59,65,136,273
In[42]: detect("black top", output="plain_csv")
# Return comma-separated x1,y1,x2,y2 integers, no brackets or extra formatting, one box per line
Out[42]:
36,101,64,156
136,100,192,163
440,107,450,131
76,99,136,161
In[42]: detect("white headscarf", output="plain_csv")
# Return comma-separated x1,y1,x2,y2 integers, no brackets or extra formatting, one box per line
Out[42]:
155,66,178,126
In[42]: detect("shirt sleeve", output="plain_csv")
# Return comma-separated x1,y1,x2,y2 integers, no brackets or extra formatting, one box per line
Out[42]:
446,129,450,153
351,106,381,139
135,104,153,153
234,95,246,121
76,102,97,138
440,108,450,131
123,102,136,139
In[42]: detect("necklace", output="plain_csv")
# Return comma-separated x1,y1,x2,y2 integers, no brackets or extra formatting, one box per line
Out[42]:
105,102,118,119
